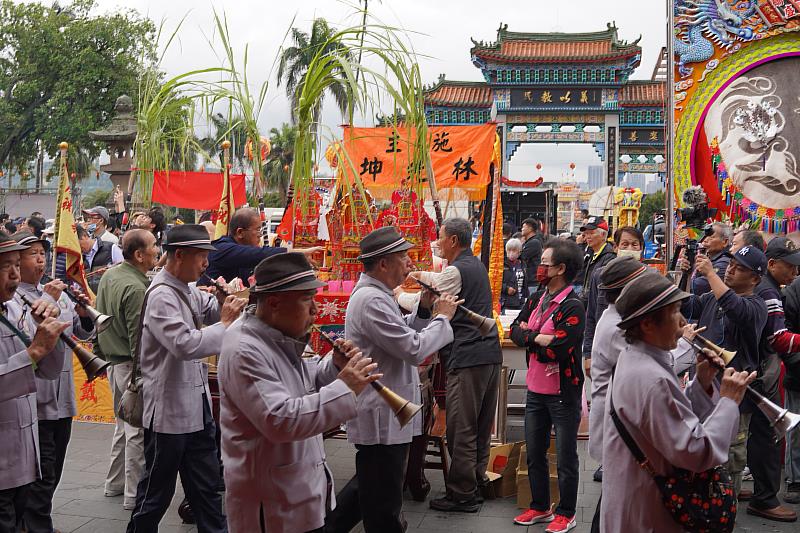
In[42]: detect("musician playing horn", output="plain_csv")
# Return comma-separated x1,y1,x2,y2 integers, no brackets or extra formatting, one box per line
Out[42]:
0,232,68,531
601,271,754,532
327,226,459,533
218,252,380,533
12,231,94,533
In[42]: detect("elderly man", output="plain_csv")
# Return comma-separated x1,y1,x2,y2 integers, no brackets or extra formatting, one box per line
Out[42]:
82,206,119,245
0,232,68,531
205,208,320,286
681,246,768,498
126,225,247,533
12,232,95,533
219,253,380,533
578,216,615,299
329,226,458,532
97,229,160,511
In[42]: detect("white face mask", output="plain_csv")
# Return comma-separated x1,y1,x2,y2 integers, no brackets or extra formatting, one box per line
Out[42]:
617,249,642,261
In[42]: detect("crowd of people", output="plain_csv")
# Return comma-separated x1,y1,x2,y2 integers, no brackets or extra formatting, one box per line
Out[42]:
1,201,799,533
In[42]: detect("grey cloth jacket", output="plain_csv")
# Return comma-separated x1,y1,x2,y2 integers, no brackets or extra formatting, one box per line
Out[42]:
344,273,454,445
219,312,357,533
600,341,739,533
0,299,65,490
140,270,224,434
588,304,625,463
16,282,94,420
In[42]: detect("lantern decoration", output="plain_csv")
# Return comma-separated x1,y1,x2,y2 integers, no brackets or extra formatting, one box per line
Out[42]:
283,164,290,172
0,170,4,177
569,162,576,170
536,163,542,171
245,137,271,161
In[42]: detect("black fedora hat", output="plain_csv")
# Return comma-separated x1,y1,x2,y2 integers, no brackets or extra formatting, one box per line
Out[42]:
13,230,50,253
0,232,30,254
598,256,648,290
616,272,690,330
250,252,325,294
163,224,216,251
357,226,413,261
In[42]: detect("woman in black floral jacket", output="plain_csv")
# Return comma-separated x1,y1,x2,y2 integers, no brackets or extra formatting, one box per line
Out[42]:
509,239,586,533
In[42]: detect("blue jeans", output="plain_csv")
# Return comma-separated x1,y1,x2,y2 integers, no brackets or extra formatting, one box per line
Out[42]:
524,390,581,518
786,389,800,485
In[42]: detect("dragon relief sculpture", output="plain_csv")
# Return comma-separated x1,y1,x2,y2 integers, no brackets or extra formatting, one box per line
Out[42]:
674,0,758,77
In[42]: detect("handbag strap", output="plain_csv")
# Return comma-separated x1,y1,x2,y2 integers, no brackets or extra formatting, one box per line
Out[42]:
608,370,657,477
130,282,203,380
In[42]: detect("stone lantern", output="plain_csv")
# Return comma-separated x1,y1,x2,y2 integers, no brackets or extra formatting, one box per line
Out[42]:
89,94,137,191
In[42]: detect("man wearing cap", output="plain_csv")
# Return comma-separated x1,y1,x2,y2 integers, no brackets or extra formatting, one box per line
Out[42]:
601,271,754,532
218,253,381,533
126,225,247,533
77,225,115,293
0,232,69,531
587,256,648,481
330,226,459,532
578,216,615,299
82,206,119,245
734,237,800,521
11,232,95,532
681,245,768,498
97,229,160,511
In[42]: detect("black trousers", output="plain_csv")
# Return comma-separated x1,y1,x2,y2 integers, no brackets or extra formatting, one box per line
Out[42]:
126,398,226,533
325,443,410,533
23,417,72,533
0,484,30,533
748,404,782,509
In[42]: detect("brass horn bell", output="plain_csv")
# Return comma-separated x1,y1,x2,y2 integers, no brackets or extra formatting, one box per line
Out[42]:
84,305,113,334
371,382,422,428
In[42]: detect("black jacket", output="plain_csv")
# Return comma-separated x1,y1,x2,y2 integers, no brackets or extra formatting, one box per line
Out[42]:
501,258,527,310
782,276,800,390
520,236,542,288
579,243,615,301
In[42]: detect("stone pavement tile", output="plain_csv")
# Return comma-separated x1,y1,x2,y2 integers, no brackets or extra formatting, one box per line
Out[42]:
57,498,133,521
50,513,92,533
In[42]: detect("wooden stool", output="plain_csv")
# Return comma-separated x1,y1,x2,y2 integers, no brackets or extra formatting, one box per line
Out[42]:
424,405,449,480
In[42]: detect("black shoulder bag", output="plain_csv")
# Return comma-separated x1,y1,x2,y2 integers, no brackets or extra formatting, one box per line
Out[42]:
608,379,736,533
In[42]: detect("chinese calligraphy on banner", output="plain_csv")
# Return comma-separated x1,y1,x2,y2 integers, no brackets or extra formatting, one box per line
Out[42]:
509,88,603,108
340,124,497,196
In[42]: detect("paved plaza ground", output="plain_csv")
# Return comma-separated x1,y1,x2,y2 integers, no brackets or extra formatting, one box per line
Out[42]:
52,422,799,532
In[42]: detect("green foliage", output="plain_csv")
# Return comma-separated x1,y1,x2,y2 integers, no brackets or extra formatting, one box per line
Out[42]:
264,123,297,204
82,187,113,209
639,190,665,230
0,0,156,174
277,18,352,125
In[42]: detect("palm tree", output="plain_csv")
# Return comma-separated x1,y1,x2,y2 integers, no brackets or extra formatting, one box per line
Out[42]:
264,123,297,204
197,112,248,171
276,18,352,125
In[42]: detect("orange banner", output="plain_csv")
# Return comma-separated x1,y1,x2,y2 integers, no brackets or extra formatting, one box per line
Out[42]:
339,124,496,196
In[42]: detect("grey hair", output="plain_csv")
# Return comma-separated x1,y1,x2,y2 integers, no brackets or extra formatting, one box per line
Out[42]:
506,238,522,252
442,218,472,247
712,222,733,244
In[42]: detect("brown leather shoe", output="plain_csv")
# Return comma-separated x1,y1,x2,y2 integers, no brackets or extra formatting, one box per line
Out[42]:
738,488,753,501
746,504,798,522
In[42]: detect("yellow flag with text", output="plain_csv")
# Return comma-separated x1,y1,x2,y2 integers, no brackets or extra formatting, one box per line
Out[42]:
214,163,235,240
53,145,91,296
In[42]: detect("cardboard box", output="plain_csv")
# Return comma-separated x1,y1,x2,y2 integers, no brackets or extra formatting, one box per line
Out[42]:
516,444,560,509
486,441,524,498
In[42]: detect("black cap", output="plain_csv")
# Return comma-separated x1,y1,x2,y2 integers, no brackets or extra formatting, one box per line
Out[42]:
580,216,609,232
598,256,648,290
766,237,800,266
616,272,691,330
0,232,30,254
250,252,325,293
13,231,50,252
163,224,216,251
357,226,413,261
730,245,767,276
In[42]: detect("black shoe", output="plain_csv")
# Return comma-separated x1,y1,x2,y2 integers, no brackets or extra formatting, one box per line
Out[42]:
429,495,481,513
593,465,603,483
408,479,431,502
786,483,800,505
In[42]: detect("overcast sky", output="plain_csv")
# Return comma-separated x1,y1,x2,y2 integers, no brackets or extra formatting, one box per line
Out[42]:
86,0,669,180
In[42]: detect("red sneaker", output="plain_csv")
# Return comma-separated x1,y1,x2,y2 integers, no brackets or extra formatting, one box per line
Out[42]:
513,507,554,526
545,514,577,533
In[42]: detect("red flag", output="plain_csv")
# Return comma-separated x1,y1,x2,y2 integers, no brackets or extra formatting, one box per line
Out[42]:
151,171,247,210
